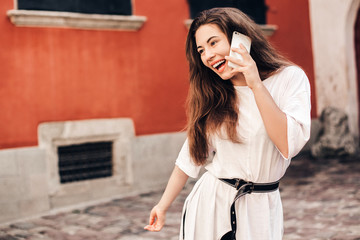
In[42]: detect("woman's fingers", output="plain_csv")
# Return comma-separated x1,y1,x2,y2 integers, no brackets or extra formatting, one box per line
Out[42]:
225,55,244,68
144,219,164,231
144,206,166,232
232,43,251,61
144,224,159,231
148,213,155,226
144,220,159,231
225,44,251,69
226,44,261,88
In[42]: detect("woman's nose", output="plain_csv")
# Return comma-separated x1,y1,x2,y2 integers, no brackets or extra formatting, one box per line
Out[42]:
204,49,215,61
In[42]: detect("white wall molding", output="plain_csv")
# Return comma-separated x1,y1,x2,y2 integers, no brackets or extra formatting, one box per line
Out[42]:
259,24,278,37
7,9,147,31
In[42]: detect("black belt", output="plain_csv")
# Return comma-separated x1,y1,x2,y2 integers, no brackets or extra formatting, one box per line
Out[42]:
219,178,280,240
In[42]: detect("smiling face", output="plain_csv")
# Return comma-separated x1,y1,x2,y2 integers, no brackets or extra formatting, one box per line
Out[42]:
195,24,235,80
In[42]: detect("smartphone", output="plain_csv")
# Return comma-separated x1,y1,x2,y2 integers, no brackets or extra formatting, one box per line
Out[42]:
228,31,252,69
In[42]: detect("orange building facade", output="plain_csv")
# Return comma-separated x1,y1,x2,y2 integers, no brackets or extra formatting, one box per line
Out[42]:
0,0,316,150
8,0,357,225
2,0,360,226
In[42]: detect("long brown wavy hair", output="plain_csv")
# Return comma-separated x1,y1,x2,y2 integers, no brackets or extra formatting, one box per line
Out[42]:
185,7,291,165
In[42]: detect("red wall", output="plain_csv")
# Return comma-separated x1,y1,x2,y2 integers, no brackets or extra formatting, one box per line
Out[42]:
0,0,190,149
266,0,317,118
0,0,317,149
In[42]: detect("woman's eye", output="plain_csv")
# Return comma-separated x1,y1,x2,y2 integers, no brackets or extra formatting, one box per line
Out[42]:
198,49,204,55
210,40,217,46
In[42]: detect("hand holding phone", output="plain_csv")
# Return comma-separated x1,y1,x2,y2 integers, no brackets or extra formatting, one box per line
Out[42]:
228,31,252,69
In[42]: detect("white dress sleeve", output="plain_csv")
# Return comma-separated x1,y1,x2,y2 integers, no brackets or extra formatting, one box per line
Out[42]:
279,66,311,160
175,138,203,178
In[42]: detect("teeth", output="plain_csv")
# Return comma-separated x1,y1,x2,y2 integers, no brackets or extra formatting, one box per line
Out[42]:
212,60,225,69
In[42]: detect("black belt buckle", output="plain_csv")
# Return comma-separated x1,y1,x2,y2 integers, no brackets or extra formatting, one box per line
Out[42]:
234,179,254,194
245,181,254,194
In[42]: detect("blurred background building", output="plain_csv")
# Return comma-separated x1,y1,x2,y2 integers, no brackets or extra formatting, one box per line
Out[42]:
0,0,358,224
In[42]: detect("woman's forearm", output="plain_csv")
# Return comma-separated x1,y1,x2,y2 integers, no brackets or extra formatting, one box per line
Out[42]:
251,82,289,158
157,165,189,211
144,165,189,232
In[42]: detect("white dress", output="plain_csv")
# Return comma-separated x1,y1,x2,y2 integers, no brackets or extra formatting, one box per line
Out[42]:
175,66,311,240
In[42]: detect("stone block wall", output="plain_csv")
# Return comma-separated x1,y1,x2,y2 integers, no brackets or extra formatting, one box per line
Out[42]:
0,118,186,225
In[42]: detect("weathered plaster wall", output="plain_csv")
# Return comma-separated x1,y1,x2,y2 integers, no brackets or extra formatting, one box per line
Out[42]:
309,0,360,135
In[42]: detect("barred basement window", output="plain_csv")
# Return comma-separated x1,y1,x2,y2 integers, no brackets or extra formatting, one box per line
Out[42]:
58,141,113,184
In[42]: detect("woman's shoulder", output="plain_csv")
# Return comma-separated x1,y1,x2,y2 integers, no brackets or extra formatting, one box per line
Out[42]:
272,65,309,87
276,65,307,78
263,65,305,83
263,65,310,94
278,65,311,94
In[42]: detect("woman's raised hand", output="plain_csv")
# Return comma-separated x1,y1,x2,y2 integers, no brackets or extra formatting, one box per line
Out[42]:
144,205,166,232
225,44,262,90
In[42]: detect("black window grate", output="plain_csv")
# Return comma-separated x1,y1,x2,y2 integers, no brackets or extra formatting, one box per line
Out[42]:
58,141,113,184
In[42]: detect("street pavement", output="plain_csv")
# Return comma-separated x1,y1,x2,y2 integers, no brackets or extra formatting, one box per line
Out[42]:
0,152,359,240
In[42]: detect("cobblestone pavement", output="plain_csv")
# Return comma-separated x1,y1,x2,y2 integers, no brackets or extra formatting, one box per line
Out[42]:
0,153,359,240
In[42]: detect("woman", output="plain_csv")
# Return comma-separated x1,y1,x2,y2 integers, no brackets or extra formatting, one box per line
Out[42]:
145,7,311,240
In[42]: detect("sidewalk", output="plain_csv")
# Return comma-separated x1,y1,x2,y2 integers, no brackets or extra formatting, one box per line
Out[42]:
0,153,359,240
